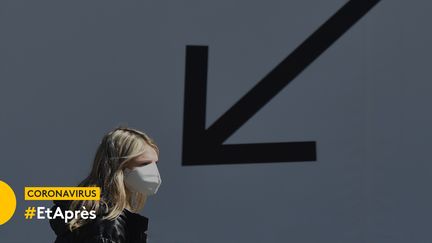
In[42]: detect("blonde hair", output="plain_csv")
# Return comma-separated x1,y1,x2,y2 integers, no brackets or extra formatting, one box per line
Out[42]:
67,125,159,231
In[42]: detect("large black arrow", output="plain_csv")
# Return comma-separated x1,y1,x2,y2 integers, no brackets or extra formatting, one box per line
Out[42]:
182,0,381,165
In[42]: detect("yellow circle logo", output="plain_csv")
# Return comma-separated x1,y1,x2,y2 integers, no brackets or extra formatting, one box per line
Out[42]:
0,180,16,225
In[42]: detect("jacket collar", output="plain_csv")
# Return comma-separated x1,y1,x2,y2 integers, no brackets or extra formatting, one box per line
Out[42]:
49,200,149,237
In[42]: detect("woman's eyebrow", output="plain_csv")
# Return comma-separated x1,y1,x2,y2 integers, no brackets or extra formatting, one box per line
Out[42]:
137,160,152,164
138,159,158,164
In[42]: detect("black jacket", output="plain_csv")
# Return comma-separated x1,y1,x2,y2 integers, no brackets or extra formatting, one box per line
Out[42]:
49,200,148,243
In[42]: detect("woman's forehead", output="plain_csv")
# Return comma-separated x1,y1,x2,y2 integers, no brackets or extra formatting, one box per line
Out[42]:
137,146,158,160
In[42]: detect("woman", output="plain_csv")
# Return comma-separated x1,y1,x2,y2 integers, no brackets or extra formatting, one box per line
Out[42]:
49,126,162,243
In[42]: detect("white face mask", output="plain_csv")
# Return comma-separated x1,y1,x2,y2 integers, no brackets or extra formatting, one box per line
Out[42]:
124,162,162,196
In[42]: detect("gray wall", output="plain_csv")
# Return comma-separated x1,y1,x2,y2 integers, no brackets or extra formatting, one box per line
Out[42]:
0,0,431,242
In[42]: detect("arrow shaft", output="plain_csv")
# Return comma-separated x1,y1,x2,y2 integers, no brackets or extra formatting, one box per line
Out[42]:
206,0,381,144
